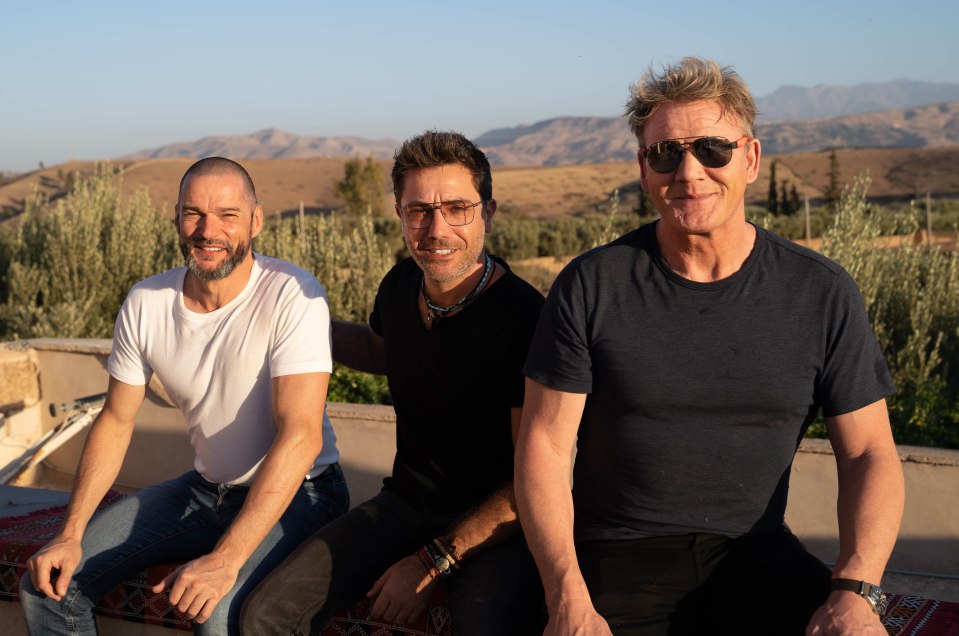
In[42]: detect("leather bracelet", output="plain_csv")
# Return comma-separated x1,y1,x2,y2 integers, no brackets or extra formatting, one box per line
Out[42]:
830,578,887,615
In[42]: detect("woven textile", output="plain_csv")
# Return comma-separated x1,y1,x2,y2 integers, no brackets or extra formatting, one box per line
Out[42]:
5,494,956,635
0,490,192,630
0,490,450,634
882,594,959,635
321,595,452,636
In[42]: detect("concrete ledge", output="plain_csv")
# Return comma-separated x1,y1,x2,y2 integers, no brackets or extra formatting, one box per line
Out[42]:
800,436,959,467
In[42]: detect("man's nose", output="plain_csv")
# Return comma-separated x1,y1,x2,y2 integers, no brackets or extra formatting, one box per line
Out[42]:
424,207,452,235
675,148,707,181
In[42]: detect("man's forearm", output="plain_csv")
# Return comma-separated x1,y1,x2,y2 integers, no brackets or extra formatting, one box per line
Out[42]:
832,449,904,582
439,483,520,561
826,401,905,584
515,430,587,609
58,412,134,539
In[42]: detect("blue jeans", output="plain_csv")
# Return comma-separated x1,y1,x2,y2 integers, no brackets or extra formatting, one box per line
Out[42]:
20,466,349,636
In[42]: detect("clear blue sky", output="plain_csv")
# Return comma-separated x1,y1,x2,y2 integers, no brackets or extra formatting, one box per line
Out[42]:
2,0,956,172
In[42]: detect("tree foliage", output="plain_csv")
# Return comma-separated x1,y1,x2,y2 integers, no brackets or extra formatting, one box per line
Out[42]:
335,155,386,216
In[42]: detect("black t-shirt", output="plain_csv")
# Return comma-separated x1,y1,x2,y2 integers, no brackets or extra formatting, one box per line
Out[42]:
371,257,544,515
523,222,895,542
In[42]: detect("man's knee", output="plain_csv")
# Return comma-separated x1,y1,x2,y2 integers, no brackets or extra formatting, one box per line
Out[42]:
239,586,300,636
19,569,89,632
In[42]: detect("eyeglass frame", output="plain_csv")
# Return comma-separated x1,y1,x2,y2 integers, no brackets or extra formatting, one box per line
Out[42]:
397,199,485,228
640,135,751,174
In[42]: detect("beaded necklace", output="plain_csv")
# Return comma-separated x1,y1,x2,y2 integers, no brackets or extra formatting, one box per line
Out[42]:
421,253,493,323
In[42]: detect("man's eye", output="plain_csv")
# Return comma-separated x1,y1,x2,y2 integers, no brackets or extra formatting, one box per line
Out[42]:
406,207,429,215
447,205,470,214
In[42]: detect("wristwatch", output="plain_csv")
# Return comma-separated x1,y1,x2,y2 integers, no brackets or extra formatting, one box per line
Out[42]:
830,578,888,615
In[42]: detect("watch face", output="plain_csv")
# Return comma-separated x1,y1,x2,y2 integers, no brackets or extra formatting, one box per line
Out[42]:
870,589,888,615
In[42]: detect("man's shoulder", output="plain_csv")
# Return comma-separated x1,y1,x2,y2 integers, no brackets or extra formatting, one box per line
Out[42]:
126,267,186,300
495,258,546,309
550,224,651,290
758,228,847,279
254,253,318,280
252,254,326,294
383,257,418,282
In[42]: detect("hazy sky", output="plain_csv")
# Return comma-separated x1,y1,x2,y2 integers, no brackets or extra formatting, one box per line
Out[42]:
3,0,956,172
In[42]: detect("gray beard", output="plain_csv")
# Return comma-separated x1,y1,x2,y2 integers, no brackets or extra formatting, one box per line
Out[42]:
180,238,250,281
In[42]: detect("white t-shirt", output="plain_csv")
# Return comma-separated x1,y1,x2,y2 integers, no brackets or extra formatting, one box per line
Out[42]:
108,254,338,485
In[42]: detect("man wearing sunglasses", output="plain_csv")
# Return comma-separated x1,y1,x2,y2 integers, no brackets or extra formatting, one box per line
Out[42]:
242,131,545,635
517,57,903,635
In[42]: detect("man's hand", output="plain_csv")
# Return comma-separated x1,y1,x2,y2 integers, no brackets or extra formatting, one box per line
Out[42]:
543,590,613,636
151,553,240,624
366,554,437,625
806,591,886,635
26,536,83,601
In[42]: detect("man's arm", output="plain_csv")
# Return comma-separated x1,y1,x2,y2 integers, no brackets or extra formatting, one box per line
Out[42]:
807,398,905,635
367,408,526,625
332,320,385,374
27,377,145,600
152,371,329,624
515,379,612,636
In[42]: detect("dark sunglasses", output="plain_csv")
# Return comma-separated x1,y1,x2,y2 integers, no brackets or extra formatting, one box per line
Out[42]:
641,135,749,173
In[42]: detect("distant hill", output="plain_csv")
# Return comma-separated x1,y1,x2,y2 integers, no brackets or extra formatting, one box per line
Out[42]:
756,79,959,120
475,117,635,165
121,128,400,161
473,101,959,165
110,81,959,169
759,101,959,153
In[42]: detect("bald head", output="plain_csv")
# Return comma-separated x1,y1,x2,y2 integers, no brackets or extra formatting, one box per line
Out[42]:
178,157,257,210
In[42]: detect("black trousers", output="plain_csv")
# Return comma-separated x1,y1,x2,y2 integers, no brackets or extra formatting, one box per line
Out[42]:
576,527,831,636
241,489,544,636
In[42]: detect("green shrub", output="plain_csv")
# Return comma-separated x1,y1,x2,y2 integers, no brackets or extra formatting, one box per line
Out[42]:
819,179,959,448
2,168,957,438
0,164,178,338
327,363,392,405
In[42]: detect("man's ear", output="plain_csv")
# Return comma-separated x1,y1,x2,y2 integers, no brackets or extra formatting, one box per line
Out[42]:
744,137,762,185
638,149,649,192
251,205,264,239
483,199,497,232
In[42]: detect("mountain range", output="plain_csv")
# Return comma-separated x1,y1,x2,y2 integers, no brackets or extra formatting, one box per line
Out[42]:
120,80,959,167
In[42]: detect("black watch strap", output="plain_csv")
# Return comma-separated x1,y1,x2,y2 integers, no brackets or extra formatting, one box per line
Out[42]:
831,578,887,615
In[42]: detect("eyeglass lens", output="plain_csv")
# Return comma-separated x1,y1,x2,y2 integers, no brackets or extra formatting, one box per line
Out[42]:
645,137,741,173
401,201,479,228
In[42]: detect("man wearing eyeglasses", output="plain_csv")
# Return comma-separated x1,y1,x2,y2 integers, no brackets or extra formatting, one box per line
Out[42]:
242,131,545,635
516,57,903,635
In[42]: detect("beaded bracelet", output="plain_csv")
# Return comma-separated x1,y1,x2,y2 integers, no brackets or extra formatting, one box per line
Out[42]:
433,538,460,570
416,546,440,579
421,540,455,578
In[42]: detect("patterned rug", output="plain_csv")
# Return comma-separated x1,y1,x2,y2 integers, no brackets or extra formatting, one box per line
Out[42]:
0,490,450,634
0,490,192,630
322,595,452,636
883,594,959,635
3,493,957,634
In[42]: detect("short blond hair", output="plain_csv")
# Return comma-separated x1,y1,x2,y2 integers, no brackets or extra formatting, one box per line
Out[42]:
625,57,757,144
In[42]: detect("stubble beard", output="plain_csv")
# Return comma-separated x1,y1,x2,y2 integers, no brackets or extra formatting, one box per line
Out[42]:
179,237,250,281
406,235,485,285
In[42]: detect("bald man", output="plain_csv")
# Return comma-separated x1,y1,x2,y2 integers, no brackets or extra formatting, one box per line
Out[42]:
20,157,348,636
